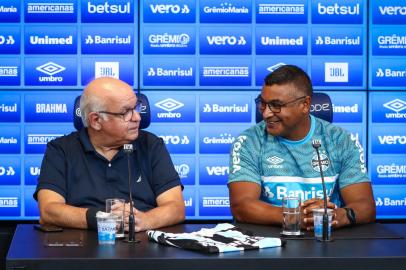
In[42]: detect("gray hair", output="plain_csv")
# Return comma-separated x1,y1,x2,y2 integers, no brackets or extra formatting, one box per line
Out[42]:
79,93,107,127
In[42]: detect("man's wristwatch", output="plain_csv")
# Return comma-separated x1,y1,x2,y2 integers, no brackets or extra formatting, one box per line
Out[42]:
344,207,356,226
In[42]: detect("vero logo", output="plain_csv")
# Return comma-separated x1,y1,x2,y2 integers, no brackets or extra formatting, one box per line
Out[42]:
383,99,406,113
155,98,184,112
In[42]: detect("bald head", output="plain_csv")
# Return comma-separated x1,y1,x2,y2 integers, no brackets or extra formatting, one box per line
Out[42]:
80,77,134,127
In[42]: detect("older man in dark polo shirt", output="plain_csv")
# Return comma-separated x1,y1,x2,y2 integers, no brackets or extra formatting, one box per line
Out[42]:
34,77,185,231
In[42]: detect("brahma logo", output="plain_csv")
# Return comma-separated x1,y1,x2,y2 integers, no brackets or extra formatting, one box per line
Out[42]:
149,4,190,14
325,62,348,82
383,99,406,119
35,103,67,114
202,196,229,207
0,197,18,208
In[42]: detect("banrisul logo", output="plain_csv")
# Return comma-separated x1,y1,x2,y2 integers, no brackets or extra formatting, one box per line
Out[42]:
144,0,195,23
200,94,251,123
312,0,363,24
199,27,251,55
312,27,362,55
0,94,20,122
383,99,406,119
200,0,251,23
82,26,133,54
372,1,406,25
143,58,195,86
256,0,307,24
82,0,134,23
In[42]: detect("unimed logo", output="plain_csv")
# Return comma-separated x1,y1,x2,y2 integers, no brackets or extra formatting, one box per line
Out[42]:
202,196,229,207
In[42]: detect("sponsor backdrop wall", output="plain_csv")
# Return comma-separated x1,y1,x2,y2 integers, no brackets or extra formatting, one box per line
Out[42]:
0,0,405,220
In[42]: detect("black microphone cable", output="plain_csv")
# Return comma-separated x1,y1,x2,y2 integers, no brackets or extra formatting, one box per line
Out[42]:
312,139,329,241
123,144,140,243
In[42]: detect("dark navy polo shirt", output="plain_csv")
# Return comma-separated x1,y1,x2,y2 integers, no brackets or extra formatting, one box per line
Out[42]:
34,128,181,212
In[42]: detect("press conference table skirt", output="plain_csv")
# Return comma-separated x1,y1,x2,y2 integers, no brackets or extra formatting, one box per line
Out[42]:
6,222,406,270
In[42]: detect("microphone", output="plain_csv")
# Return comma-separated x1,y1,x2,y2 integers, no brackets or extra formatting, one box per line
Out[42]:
312,139,330,241
123,143,139,243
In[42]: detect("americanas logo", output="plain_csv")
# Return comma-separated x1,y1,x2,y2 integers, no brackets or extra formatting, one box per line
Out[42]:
200,0,251,23
256,27,307,55
81,0,134,23
256,0,307,24
143,27,195,54
199,94,251,123
24,26,77,54
372,1,406,25
312,0,363,24
25,1,76,23
199,58,251,86
82,26,133,54
0,0,20,22
0,58,19,86
143,0,195,23
199,186,231,217
312,27,362,55
372,28,406,56
143,58,195,86
199,27,251,55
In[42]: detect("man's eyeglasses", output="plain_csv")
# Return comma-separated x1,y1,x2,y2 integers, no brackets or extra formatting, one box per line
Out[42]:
255,95,307,113
97,101,142,122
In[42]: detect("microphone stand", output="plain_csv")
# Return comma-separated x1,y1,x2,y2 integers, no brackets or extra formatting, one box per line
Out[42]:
312,140,330,242
123,144,140,243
